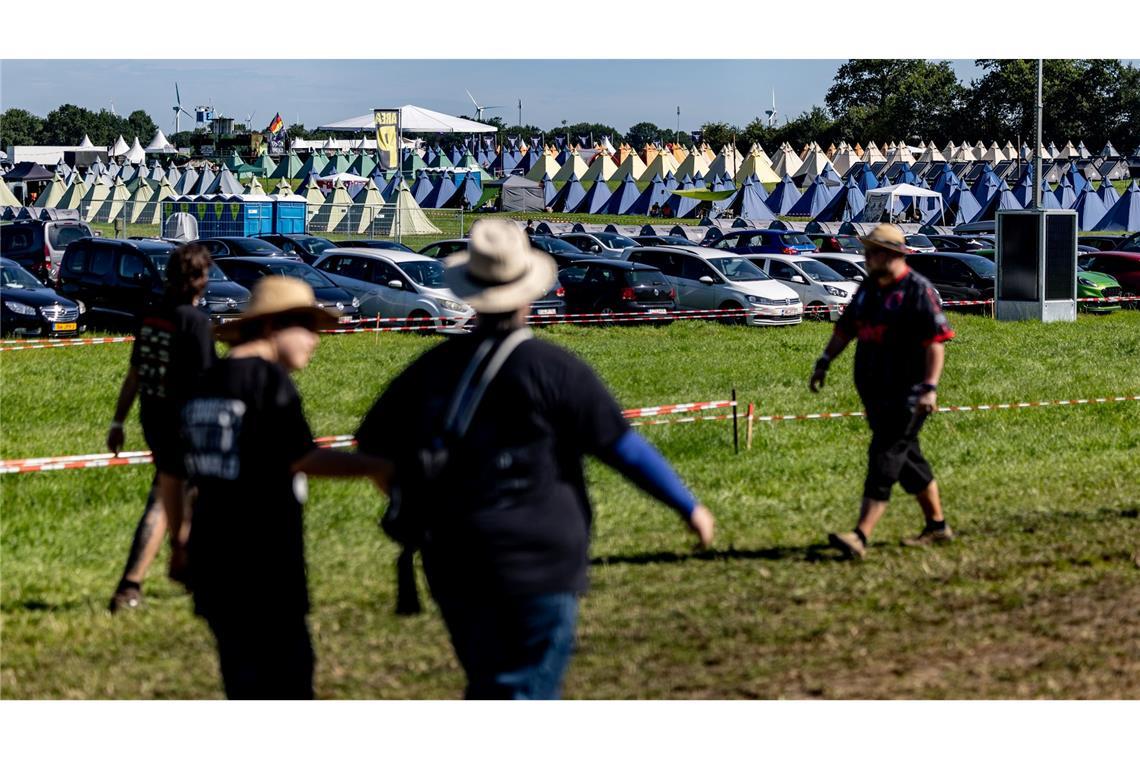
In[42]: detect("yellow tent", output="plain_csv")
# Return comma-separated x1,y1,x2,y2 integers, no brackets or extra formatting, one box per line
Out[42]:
735,151,780,184
55,175,87,210
81,178,111,221
244,177,267,196
35,174,70,208
674,150,711,182
94,177,131,223
302,180,326,222
350,178,386,235
126,179,155,223
310,179,353,233
670,144,687,163
0,178,20,206
613,152,648,182
581,152,618,183
372,180,441,236
139,177,176,226
552,150,590,183
643,150,680,181
525,154,562,182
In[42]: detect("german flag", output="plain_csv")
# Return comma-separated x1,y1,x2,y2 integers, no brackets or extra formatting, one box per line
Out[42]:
266,113,284,134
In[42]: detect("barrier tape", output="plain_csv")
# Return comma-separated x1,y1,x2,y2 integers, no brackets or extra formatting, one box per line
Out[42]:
751,394,1140,423
623,400,735,419
630,413,735,427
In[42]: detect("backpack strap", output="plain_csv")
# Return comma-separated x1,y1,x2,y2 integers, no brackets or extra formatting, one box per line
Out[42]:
443,328,533,438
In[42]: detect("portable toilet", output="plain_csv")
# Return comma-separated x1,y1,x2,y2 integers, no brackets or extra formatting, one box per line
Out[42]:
272,196,308,234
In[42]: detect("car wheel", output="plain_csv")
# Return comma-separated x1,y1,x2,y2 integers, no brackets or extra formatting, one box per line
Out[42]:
718,301,746,325
407,309,433,332
807,301,828,320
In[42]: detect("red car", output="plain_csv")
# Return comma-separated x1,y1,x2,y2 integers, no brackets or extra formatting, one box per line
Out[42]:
1078,251,1140,295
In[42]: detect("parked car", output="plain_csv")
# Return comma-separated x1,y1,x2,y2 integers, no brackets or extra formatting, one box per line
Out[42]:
623,245,802,325
742,253,857,321
416,239,471,260
311,248,474,329
256,233,338,263
0,218,94,283
904,234,937,253
1,257,87,337
557,259,676,322
926,234,992,253
531,235,601,267
213,257,359,321
707,229,817,255
58,238,249,325
807,232,864,253
196,236,298,260
333,239,415,253
1075,260,1123,313
1078,235,1132,252
558,232,639,257
1078,251,1140,295
633,234,697,247
804,252,868,282
904,252,996,304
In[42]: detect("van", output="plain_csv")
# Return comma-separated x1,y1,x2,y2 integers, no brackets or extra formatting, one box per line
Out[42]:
0,219,94,283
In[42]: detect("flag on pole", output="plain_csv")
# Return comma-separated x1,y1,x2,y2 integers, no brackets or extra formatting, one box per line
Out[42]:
266,113,284,134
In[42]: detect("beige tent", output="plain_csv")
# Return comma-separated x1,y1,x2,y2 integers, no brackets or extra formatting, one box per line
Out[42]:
350,179,386,235
581,151,619,183
1057,140,1079,159
981,141,1005,164
126,179,155,222
94,177,131,223
272,178,299,196
861,141,887,163
853,142,865,158
553,150,590,182
138,177,176,225
674,149,710,182
771,143,803,178
372,180,441,236
641,144,660,166
883,144,914,167
831,146,863,176
793,145,835,184
971,140,985,160
302,180,327,222
669,144,687,163
699,143,716,162
612,151,647,182
707,145,744,180
918,143,947,163
642,150,680,181
244,177,267,196
0,178,21,206
81,178,111,221
951,143,975,162
942,140,957,158
735,149,780,184
525,154,562,182
55,175,88,210
34,174,70,208
310,179,353,233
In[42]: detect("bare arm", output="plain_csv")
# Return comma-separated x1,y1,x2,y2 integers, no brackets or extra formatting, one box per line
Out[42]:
107,367,140,454
914,342,946,414
293,448,394,494
809,330,854,393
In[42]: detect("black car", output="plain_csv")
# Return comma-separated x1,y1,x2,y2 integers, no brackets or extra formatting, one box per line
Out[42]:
632,235,696,247
905,252,996,304
257,234,339,264
807,233,864,253
530,235,595,268
196,236,298,260
334,239,415,253
1,257,87,337
58,238,250,325
213,257,360,321
416,239,471,260
1,218,94,283
556,259,676,322
926,234,992,253
1078,234,1135,252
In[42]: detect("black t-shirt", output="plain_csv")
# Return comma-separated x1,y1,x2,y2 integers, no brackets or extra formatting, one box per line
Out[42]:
356,330,629,597
181,357,316,618
835,267,954,408
129,301,216,421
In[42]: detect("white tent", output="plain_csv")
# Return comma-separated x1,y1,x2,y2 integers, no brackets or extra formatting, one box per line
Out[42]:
145,129,175,153
771,143,803,177
917,143,947,163
125,137,146,165
310,178,354,232
612,152,647,182
861,141,887,164
707,144,744,180
862,183,944,224
350,178,386,235
831,146,863,175
0,178,21,207
109,135,130,157
883,143,914,167
981,141,1005,164
372,180,441,236
318,105,497,134
674,149,711,182
78,134,95,149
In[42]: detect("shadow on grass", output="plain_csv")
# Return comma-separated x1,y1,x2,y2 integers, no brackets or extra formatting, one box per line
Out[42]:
590,541,847,567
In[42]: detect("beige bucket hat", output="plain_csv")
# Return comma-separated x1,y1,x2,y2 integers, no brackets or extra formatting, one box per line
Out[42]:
443,219,557,314
858,224,912,256
214,275,340,343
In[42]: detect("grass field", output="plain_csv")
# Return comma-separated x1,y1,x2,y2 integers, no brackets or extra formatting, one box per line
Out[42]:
2,312,1139,698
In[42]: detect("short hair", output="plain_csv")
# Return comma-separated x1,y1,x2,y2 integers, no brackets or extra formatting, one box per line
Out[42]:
165,243,212,304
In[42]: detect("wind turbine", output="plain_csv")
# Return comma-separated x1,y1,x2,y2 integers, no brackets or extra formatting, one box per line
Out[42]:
466,89,502,121
765,90,778,127
172,83,191,133
244,111,256,131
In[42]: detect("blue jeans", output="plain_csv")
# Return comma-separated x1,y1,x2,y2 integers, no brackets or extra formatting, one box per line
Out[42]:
435,591,579,700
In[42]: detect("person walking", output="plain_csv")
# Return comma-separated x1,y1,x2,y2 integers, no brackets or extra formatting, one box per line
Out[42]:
106,243,215,612
808,224,955,559
179,276,389,699
355,219,714,699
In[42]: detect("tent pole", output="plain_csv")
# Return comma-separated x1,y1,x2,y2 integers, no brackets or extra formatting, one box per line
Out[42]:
1034,59,1043,210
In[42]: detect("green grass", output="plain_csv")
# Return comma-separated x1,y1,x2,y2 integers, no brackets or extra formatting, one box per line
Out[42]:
3,313,1139,699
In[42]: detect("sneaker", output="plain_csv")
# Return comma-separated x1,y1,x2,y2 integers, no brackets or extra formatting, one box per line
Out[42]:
108,586,142,613
901,525,955,547
828,531,867,559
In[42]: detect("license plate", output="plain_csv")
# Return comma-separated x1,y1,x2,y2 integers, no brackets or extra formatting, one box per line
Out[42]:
52,322,77,331
537,308,556,315
219,317,239,323
338,316,354,324
648,308,666,314
782,309,796,316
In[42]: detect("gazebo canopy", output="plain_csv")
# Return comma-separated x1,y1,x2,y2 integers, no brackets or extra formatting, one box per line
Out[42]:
318,105,497,134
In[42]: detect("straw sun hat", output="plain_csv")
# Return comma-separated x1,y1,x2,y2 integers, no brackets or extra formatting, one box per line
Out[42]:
858,224,912,256
443,219,557,314
214,275,340,343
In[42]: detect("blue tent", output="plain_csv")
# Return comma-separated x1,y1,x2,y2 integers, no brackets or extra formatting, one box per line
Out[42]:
540,173,557,208
1097,177,1120,207
410,170,435,205
380,172,402,202
449,146,464,166
572,179,613,214
850,163,880,193
1093,180,1140,231
626,174,670,216
516,149,542,175
664,171,679,193
1064,162,1089,196
970,168,1001,206
420,172,457,208
1010,174,1034,206
603,174,641,215
690,172,705,189
947,188,982,226
1053,176,1078,209
893,165,919,187
765,174,802,216
1073,187,1109,231
549,173,586,213
930,164,959,198
972,188,1023,222
814,175,867,222
721,177,776,221
446,173,483,209
670,175,702,219
788,175,838,218
820,164,843,186
709,173,735,193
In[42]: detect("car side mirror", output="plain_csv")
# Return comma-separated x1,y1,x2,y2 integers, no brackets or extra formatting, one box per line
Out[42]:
387,279,404,289
698,275,715,285
791,275,805,284
854,275,864,282
590,245,602,253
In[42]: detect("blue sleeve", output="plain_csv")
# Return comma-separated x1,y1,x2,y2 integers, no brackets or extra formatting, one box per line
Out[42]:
598,431,698,518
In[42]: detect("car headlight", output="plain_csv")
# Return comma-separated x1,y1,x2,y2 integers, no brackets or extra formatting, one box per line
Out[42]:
4,301,36,316
746,295,779,305
351,297,360,309
824,285,848,298
76,300,86,315
1077,276,1094,287
438,298,465,312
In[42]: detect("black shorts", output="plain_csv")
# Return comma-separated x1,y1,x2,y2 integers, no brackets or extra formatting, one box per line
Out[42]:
140,402,185,478
863,405,934,501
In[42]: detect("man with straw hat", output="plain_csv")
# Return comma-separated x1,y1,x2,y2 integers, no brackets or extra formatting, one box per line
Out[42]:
809,224,955,559
179,276,390,699
356,219,714,699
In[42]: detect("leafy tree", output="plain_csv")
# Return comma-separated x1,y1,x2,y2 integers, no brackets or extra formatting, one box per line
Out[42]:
697,122,739,152
0,108,45,146
126,109,157,142
625,121,667,148
826,59,966,144
558,122,622,148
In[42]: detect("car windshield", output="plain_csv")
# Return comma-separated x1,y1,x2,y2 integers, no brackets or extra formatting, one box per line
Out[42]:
235,239,282,254
532,237,580,254
709,257,770,281
265,262,333,288
1,264,42,289
304,237,337,254
906,234,934,248
781,233,814,246
629,270,669,286
965,256,996,277
148,253,227,281
596,233,637,248
399,260,447,288
837,235,864,250
1121,236,1140,252
799,259,846,282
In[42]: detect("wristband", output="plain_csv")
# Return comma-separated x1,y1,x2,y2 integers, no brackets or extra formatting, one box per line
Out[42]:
914,383,937,394
109,421,124,430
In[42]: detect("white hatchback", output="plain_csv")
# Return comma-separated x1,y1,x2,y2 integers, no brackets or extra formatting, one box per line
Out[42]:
743,253,859,321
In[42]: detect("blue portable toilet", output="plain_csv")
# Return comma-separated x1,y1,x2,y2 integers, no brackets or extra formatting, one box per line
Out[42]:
273,197,308,233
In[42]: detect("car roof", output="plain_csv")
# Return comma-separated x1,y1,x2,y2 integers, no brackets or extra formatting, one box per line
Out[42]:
0,256,22,266
419,239,468,247
571,259,657,271
1082,250,1140,261
78,238,173,253
804,251,865,262
637,244,738,259
203,236,272,242
217,256,307,266
912,251,994,265
740,252,812,264
323,248,438,264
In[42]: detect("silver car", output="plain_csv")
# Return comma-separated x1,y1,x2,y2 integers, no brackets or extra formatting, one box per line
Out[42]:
312,248,474,330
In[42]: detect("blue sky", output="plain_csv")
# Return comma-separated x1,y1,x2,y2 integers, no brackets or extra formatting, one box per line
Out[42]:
0,59,990,135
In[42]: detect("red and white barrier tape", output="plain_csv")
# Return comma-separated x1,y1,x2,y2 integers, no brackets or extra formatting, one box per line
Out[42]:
751,394,1140,423
623,400,735,419
0,336,135,352
630,413,736,427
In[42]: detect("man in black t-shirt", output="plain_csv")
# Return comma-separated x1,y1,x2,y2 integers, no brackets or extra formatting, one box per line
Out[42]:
106,244,215,612
181,276,389,699
357,220,714,699
809,224,955,559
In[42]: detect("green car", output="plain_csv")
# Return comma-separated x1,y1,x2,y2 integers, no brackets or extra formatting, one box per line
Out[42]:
1077,266,1122,313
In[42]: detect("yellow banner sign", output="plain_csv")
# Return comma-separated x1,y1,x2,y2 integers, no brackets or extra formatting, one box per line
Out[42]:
374,109,400,172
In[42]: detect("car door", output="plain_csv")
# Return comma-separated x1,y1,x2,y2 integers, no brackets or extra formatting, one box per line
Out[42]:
113,248,160,317
582,264,620,311
200,240,230,259
941,257,979,299
678,255,719,308
556,263,590,312
765,259,811,302
84,241,119,315
320,254,380,314
369,258,415,317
